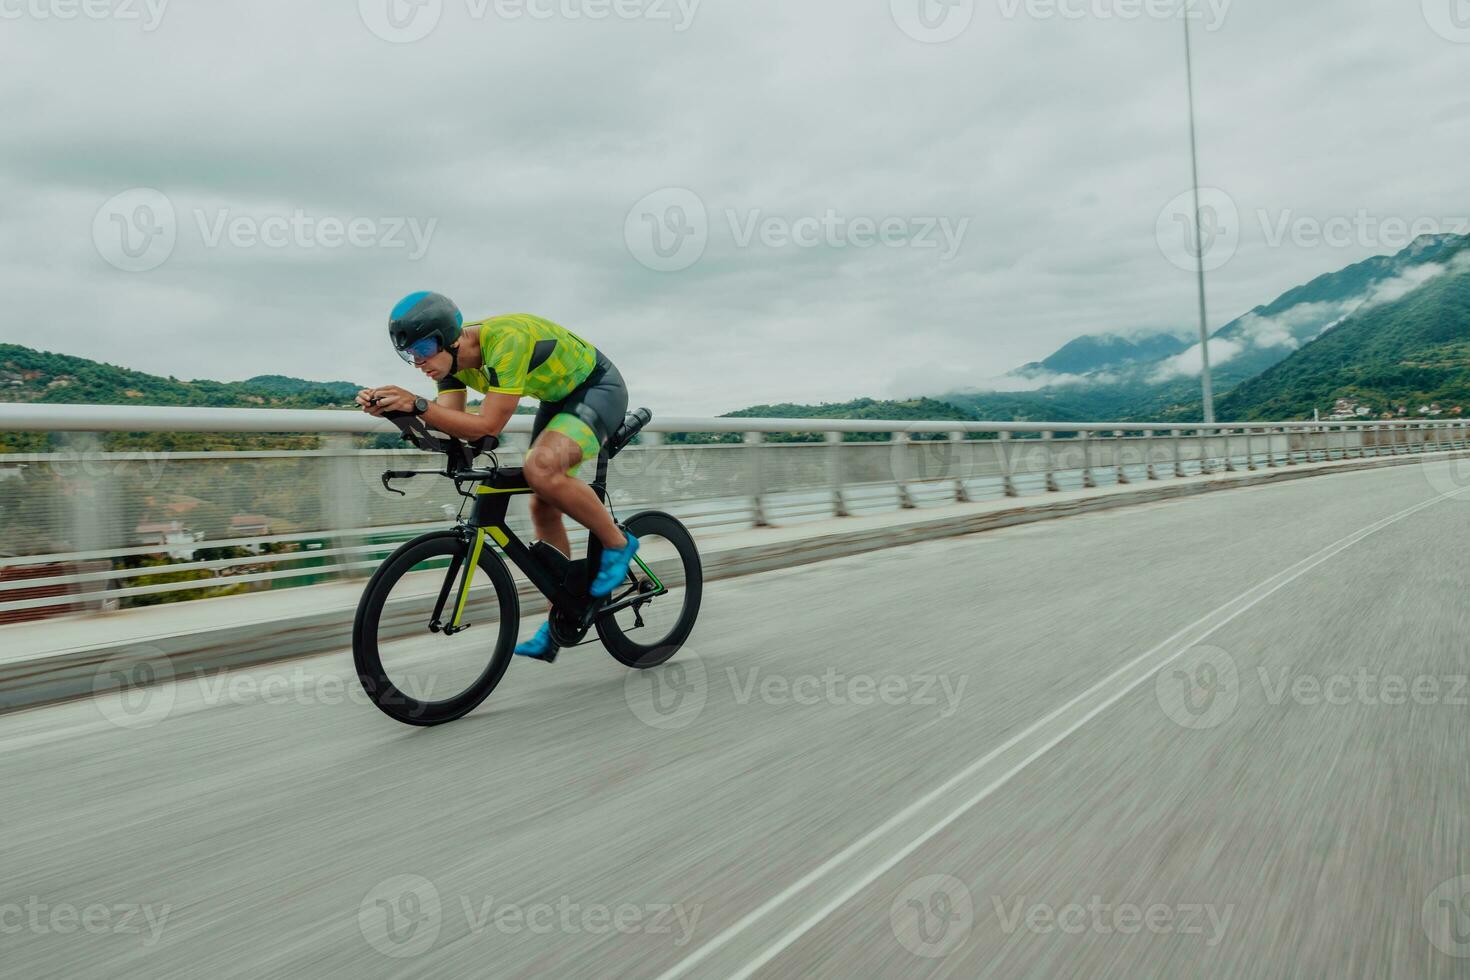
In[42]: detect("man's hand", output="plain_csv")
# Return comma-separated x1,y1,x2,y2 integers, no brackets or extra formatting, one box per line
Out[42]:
356,386,419,416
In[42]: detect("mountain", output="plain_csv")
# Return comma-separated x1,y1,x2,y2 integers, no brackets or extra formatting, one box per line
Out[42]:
940,234,1470,422
1218,244,1470,420
0,345,362,409
664,397,982,444
243,375,362,401
1014,331,1191,378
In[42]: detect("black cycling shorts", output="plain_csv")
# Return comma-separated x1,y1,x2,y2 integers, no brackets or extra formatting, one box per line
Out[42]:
530,350,629,469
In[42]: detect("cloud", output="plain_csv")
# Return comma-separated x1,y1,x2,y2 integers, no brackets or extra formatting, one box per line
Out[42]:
1150,338,1246,382
1150,246,1470,382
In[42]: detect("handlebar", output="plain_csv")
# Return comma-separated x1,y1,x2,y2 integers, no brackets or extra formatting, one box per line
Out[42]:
378,410,501,496
381,410,499,458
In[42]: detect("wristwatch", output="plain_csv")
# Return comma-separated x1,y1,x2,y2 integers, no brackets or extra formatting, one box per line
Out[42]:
412,396,430,416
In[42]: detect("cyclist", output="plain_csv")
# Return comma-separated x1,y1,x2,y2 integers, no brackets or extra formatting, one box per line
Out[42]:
357,291,638,664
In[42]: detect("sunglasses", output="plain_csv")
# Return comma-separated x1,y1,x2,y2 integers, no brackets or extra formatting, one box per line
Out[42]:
396,337,444,364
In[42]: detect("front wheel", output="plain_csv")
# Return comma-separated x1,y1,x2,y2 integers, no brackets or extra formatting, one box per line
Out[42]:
353,530,520,726
597,511,703,669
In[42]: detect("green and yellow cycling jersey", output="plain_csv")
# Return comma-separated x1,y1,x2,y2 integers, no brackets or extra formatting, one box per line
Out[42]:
437,314,598,402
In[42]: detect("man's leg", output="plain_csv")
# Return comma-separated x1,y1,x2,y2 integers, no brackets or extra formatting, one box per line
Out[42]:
522,430,627,550
528,494,572,558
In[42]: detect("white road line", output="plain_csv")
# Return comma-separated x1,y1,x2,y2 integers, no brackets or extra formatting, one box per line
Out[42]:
657,485,1467,980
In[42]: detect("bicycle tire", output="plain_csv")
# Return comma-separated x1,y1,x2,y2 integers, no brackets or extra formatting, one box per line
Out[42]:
353,530,520,726
596,511,703,669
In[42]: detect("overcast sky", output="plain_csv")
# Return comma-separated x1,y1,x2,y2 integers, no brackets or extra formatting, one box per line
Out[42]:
2,0,1467,414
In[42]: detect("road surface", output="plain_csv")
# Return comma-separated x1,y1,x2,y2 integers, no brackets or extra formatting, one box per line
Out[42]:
3,456,1470,977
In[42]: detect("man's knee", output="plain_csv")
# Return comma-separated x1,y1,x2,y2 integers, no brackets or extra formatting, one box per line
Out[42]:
523,448,563,489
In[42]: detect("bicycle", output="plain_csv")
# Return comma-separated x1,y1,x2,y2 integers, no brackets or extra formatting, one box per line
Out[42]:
352,408,703,726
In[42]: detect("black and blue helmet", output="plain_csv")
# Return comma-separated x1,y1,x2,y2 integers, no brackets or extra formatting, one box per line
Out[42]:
388,291,463,363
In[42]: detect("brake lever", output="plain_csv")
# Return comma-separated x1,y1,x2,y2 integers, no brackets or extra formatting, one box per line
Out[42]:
381,470,418,497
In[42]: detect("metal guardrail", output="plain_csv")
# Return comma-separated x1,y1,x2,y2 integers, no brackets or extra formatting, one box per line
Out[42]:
2,405,1468,619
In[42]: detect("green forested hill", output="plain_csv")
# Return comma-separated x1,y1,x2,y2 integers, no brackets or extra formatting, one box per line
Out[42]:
0,345,360,409
1218,257,1470,420
0,345,368,452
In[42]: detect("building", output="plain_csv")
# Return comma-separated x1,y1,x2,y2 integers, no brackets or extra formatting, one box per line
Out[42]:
133,520,205,561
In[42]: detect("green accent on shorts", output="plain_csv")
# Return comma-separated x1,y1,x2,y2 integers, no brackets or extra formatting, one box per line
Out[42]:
543,413,602,472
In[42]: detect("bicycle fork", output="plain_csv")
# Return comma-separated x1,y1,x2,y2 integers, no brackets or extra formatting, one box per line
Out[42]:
430,528,485,636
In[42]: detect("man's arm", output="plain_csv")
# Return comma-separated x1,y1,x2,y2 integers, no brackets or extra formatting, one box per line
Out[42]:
421,392,519,442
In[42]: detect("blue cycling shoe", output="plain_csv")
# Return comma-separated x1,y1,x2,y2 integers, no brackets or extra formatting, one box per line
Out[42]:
514,622,560,664
591,534,640,598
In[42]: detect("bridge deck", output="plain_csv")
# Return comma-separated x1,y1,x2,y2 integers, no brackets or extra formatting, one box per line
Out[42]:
4,457,1469,976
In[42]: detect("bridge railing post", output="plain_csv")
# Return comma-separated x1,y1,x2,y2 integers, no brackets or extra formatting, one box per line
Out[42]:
1042,431,1060,492
825,431,849,517
949,431,973,503
998,432,1019,497
1114,430,1130,484
325,433,368,581
892,431,917,509
1080,431,1097,488
1172,429,1185,478
745,431,769,527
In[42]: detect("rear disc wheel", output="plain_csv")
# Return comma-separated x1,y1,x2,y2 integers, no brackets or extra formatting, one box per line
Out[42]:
596,511,702,669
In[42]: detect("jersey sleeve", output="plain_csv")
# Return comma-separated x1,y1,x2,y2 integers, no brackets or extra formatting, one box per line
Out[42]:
481,322,532,395
436,374,467,395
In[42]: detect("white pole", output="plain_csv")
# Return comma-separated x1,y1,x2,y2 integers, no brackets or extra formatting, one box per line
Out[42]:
1183,3,1216,424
